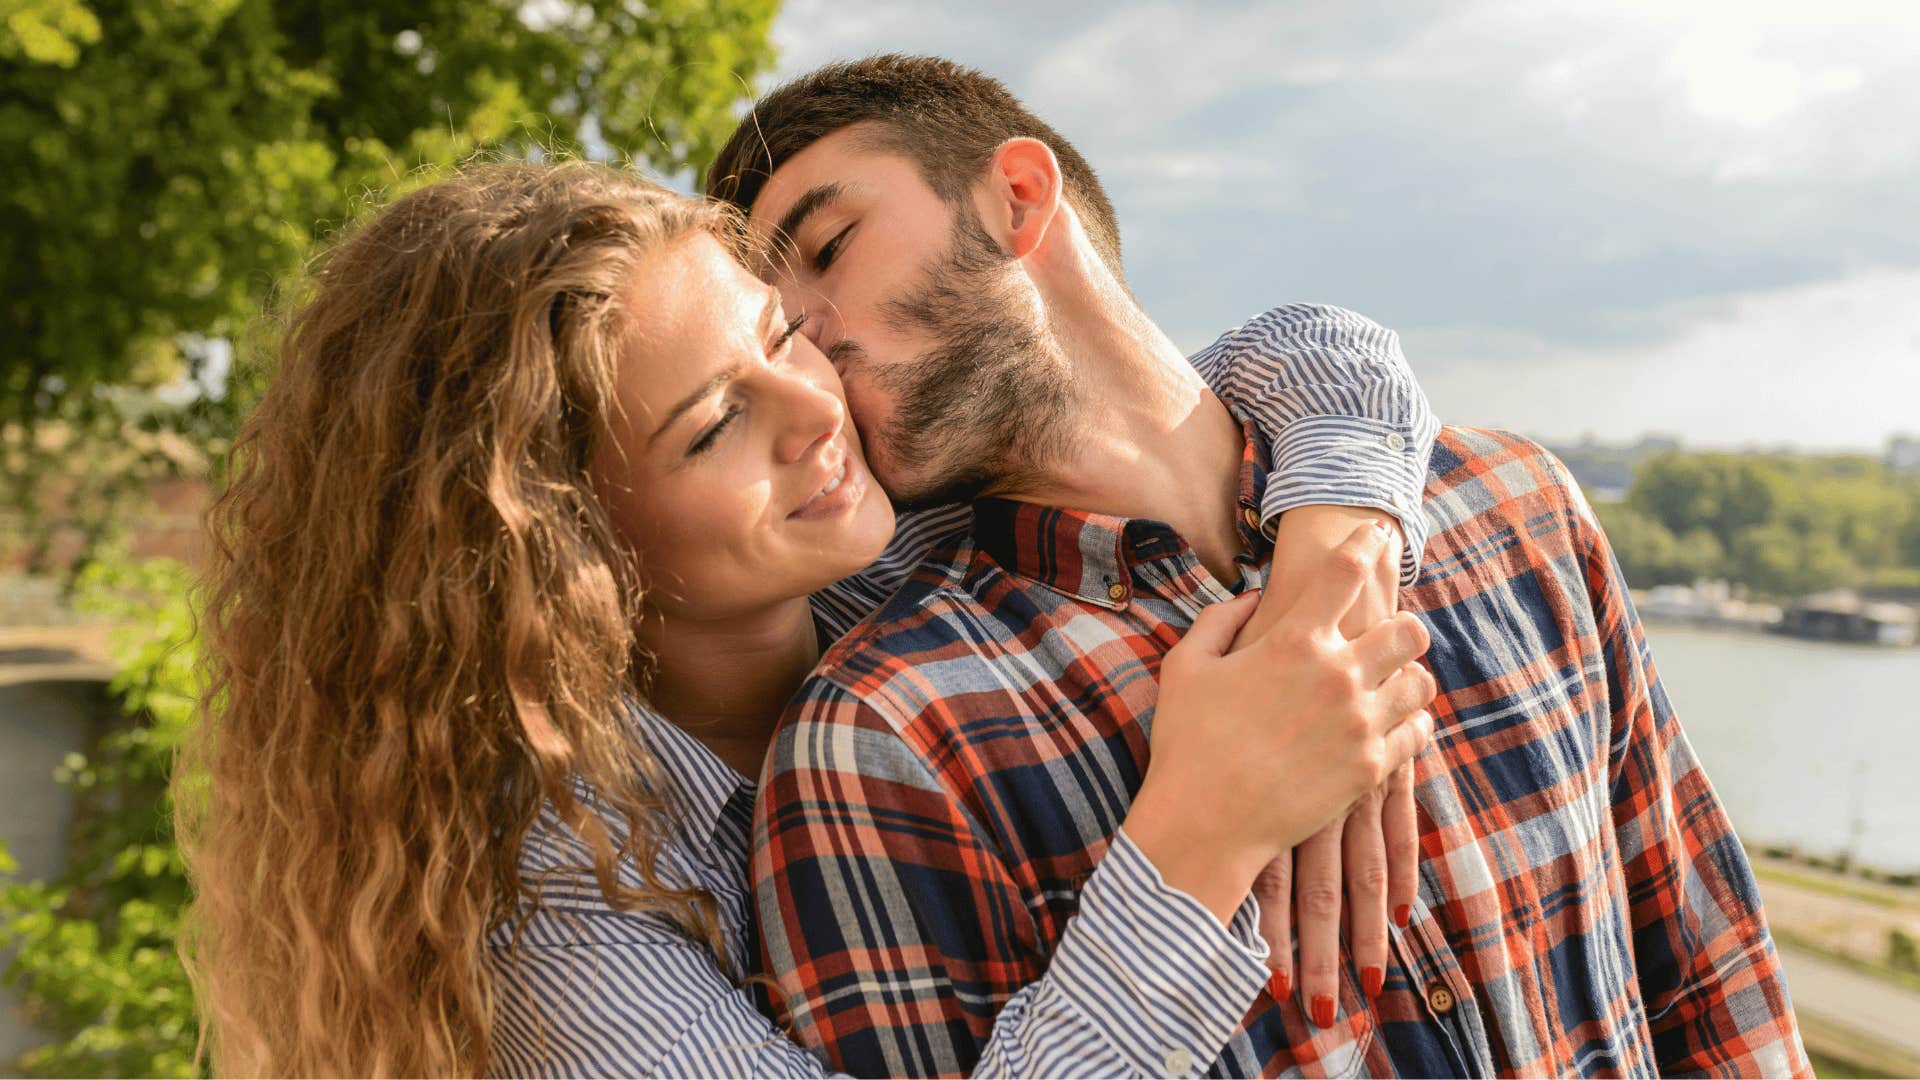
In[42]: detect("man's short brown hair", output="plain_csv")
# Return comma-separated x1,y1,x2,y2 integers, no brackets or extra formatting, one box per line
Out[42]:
706,54,1123,275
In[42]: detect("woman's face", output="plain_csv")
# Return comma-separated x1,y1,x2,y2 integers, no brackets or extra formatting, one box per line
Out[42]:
592,230,896,622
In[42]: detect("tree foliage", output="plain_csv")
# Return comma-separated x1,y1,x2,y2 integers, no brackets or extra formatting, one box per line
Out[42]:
1601,449,1920,597
1,3,778,1073
1,556,199,1077
3,0,779,414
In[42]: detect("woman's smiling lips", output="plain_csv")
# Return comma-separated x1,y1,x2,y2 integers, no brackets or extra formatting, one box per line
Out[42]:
789,447,867,521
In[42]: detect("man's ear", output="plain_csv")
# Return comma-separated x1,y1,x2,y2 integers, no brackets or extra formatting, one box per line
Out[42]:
981,137,1063,259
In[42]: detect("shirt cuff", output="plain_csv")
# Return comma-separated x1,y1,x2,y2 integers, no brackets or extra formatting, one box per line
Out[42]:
1259,414,1433,585
1042,827,1270,1079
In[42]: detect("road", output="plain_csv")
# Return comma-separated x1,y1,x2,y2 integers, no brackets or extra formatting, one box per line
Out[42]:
1776,943,1920,1071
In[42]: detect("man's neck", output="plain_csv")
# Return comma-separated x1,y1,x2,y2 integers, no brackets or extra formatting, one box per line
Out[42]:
995,291,1248,584
637,598,820,779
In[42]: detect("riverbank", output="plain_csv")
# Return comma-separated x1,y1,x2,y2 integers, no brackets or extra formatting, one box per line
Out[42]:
1748,850,1920,1076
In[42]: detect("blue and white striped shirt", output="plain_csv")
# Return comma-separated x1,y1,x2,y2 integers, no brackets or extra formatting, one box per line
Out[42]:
485,304,1438,1078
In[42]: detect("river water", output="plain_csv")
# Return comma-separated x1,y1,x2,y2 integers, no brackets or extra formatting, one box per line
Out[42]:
1644,623,1920,873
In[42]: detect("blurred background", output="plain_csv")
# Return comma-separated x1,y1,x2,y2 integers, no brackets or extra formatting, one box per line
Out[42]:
2,1,1914,1075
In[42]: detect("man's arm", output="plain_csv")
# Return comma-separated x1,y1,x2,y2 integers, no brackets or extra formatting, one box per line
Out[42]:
754,681,1272,1079
1562,461,1811,1078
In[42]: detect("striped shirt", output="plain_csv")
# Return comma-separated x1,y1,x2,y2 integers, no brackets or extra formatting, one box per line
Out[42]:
754,427,1809,1078
485,304,1439,1077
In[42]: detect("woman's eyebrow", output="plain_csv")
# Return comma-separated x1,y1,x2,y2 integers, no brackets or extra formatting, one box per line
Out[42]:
647,287,779,446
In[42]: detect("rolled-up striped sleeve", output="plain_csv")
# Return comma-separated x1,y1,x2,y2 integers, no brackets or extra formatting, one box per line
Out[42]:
490,769,1271,1078
1189,304,1438,584
993,829,1271,1078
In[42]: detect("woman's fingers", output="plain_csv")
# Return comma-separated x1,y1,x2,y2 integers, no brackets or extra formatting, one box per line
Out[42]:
1383,761,1420,931
1253,851,1295,1000
1292,826,1344,1029
1342,789,1390,1003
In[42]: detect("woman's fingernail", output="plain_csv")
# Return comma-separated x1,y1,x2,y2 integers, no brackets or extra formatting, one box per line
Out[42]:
1267,970,1291,1001
1394,904,1412,928
1310,993,1336,1029
1362,966,1384,999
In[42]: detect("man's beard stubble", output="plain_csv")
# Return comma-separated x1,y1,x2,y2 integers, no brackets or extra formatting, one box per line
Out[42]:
871,207,1079,512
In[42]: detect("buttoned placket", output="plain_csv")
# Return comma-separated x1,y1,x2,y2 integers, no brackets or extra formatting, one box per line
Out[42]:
1389,896,1496,1075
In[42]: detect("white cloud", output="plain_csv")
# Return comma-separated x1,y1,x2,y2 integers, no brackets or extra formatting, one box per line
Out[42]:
1406,266,1920,450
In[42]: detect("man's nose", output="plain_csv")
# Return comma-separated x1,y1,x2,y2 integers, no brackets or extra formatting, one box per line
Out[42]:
772,371,846,465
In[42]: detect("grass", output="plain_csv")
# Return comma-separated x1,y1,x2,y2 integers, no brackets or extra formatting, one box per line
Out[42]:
1750,859,1917,910
1798,1011,1920,1079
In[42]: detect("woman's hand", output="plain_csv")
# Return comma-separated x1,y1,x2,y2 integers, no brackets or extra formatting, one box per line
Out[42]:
1124,521,1435,931
1244,504,1430,1026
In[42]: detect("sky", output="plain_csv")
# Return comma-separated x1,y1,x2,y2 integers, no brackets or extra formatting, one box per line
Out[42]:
763,0,1920,452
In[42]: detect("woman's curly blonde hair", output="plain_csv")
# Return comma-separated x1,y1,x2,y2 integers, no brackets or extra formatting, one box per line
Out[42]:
180,160,738,1076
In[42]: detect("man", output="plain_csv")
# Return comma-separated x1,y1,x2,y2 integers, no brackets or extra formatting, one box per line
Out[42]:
711,55,1807,1077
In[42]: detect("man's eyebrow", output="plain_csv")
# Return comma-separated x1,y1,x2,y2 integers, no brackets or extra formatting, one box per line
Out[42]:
771,181,848,266
647,287,780,447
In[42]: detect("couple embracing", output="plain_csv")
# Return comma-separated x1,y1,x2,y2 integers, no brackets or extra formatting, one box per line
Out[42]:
184,55,1806,1078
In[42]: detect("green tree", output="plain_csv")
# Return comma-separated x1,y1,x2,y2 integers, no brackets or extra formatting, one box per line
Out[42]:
4,0,778,414
1,4,778,1073
1629,453,1786,542
1729,522,1858,597
1592,501,1727,587
1,555,199,1077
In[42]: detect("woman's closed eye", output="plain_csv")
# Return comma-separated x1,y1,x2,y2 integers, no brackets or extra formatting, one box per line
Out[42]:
688,404,740,458
686,314,809,459
772,312,808,355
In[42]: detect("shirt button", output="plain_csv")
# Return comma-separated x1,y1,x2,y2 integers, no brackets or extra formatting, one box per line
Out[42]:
1106,581,1129,603
1385,431,1408,452
1242,506,1262,531
1391,492,1412,511
1162,1047,1194,1075
1427,983,1456,1015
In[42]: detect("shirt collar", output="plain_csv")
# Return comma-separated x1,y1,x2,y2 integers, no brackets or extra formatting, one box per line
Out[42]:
971,421,1272,607
621,696,750,854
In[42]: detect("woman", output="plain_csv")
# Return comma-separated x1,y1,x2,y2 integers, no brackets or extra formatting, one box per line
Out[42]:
181,161,1436,1076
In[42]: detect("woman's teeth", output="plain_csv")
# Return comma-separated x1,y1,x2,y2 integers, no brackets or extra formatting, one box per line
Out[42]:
817,461,846,497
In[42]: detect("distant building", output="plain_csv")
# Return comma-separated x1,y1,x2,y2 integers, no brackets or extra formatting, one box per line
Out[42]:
1887,435,1920,473
1636,580,1780,631
1777,590,1919,646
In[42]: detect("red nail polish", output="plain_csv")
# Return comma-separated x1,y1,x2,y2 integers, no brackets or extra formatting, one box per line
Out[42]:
1267,970,1292,1001
1362,966,1384,999
1311,993,1336,1029
1394,904,1411,928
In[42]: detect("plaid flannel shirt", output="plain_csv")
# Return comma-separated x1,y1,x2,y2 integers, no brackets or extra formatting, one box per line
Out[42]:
753,426,1807,1078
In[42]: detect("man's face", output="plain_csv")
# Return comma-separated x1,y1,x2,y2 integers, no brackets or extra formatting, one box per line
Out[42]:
748,124,1073,510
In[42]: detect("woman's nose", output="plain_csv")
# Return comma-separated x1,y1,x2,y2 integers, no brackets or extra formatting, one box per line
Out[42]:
772,371,846,465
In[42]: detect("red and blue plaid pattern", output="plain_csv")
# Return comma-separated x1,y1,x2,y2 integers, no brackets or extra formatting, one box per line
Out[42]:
754,427,1807,1078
